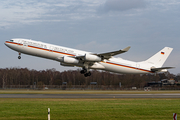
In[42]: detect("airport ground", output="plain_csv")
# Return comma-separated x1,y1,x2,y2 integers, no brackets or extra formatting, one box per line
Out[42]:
0,89,180,94
0,90,179,120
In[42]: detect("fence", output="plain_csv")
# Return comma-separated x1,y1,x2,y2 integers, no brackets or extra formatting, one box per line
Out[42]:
1,85,180,90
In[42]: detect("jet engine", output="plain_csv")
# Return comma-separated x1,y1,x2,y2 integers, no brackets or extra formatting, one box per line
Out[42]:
62,56,79,64
84,54,101,62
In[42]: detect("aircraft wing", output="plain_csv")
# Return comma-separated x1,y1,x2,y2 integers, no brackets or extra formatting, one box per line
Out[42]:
151,67,175,72
96,46,131,59
75,46,131,61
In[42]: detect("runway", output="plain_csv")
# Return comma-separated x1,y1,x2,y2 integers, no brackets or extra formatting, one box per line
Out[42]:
0,94,180,98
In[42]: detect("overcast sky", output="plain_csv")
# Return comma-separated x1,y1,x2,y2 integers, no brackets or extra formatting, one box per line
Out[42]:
1,0,180,74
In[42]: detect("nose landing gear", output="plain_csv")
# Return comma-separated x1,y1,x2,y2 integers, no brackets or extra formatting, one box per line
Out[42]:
18,52,21,59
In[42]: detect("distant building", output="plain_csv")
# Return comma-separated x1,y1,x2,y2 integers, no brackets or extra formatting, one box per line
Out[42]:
147,79,176,87
161,79,175,85
147,81,162,87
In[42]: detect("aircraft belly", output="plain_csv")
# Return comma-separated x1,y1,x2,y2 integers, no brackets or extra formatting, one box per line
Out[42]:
100,62,147,74
89,62,105,69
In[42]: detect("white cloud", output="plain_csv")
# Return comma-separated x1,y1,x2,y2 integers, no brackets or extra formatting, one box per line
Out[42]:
0,0,104,28
98,0,146,13
0,1,48,28
1,0,180,29
1,0,180,74
75,41,117,53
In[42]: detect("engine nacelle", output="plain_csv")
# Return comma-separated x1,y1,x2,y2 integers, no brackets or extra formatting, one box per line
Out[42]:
62,56,79,64
84,54,101,62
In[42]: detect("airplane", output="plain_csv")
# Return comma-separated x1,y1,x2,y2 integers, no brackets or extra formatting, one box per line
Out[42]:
5,38,174,77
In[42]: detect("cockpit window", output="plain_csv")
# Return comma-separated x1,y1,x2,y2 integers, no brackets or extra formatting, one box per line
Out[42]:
10,40,14,42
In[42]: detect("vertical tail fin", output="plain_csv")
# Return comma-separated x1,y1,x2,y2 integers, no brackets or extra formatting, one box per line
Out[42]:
145,47,173,68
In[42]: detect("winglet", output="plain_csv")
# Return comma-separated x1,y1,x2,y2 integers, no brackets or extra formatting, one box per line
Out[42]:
122,46,131,52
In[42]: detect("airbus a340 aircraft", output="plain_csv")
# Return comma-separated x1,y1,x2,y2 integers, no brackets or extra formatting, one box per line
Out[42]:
5,38,174,77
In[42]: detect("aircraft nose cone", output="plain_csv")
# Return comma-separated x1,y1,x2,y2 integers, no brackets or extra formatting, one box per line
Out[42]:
4,41,11,48
4,41,8,46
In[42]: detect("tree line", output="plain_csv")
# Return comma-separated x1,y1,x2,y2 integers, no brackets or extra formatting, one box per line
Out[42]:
0,67,179,88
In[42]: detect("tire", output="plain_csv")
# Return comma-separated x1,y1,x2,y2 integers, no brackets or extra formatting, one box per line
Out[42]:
80,69,87,74
87,72,91,76
84,72,91,77
84,73,88,77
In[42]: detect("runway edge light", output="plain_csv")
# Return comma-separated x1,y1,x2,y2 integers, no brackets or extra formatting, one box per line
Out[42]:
48,108,50,120
173,113,177,120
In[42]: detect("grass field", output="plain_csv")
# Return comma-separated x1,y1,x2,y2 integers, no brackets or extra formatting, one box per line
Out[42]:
0,98,180,120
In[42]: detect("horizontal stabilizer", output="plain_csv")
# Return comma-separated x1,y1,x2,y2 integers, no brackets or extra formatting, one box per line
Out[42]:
151,67,175,72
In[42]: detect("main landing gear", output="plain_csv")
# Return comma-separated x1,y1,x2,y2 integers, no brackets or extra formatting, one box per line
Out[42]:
18,52,21,59
80,68,91,77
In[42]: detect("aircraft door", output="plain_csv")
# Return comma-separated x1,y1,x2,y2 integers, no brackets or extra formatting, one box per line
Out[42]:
23,40,28,47
18,40,24,46
136,64,140,70
49,46,54,52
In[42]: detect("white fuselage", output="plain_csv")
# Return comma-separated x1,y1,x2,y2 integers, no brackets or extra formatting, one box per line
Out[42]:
5,38,163,74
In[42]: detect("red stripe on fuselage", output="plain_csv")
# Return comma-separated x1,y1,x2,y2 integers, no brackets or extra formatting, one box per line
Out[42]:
5,41,23,46
6,41,154,73
6,41,75,56
105,62,153,73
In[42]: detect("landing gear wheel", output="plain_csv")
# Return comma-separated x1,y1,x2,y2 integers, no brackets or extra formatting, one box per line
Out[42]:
87,72,91,76
80,69,87,74
18,52,21,59
84,73,88,77
80,68,91,77
84,72,91,77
